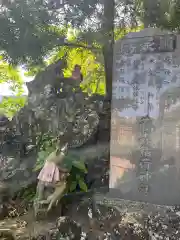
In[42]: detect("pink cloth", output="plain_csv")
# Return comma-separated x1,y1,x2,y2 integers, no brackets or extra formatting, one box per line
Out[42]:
38,162,60,183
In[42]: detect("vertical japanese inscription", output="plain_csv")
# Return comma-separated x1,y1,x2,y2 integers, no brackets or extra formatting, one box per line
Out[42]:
132,73,140,109
138,117,152,194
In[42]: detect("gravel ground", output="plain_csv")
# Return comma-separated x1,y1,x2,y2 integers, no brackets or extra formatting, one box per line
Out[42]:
94,194,180,239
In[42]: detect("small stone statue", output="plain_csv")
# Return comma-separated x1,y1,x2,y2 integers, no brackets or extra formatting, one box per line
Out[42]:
71,64,83,82
34,143,69,217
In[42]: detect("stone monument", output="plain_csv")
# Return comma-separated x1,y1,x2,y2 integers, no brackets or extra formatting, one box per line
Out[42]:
109,28,180,205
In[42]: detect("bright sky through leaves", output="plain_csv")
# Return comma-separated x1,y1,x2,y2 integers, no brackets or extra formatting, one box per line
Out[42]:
0,68,33,96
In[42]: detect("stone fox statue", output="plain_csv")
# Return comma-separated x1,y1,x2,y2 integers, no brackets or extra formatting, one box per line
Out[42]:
36,143,69,212
35,142,109,215
46,179,67,212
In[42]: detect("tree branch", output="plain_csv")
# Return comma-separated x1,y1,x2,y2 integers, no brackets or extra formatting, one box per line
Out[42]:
57,39,101,52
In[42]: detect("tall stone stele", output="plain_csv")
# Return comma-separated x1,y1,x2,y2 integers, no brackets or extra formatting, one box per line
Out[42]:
108,27,180,206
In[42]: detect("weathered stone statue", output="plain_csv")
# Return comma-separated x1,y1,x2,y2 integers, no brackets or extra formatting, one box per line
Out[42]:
36,146,68,198
34,142,69,216
71,64,83,82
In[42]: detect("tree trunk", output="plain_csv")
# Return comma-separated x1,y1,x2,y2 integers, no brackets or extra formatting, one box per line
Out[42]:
102,0,115,99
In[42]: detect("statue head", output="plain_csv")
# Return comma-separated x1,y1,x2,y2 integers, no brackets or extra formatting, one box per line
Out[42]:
74,64,81,72
55,141,68,156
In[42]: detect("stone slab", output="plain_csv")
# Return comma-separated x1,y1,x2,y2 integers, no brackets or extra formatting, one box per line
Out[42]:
110,27,180,205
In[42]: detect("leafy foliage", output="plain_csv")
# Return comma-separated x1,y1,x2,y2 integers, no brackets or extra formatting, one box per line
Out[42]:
26,31,106,95
0,96,27,118
34,132,57,171
0,58,24,92
0,0,63,65
65,158,88,193
0,0,180,68
63,47,105,95
135,0,180,31
16,185,36,202
0,0,147,100
0,0,141,65
0,57,26,117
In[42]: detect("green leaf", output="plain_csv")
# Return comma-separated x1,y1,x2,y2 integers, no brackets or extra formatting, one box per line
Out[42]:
75,174,81,180
78,179,88,192
0,95,27,118
33,164,42,172
72,161,87,173
37,150,47,160
69,181,77,192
